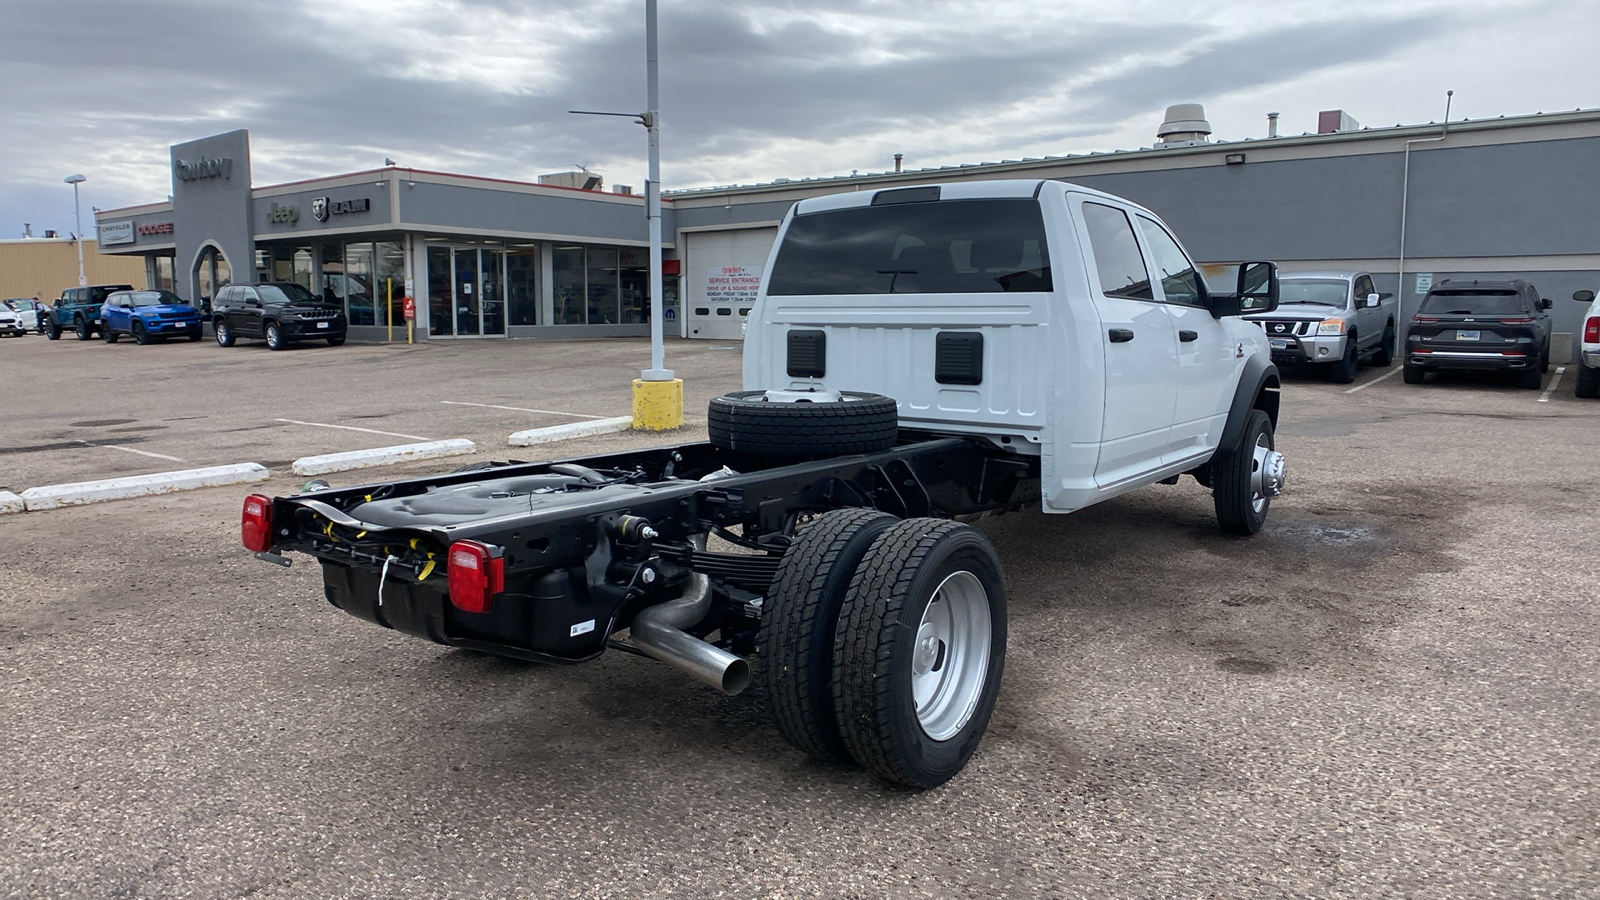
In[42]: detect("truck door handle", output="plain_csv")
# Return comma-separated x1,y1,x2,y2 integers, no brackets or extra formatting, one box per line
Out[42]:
1179,330,1198,342
1108,328,1135,343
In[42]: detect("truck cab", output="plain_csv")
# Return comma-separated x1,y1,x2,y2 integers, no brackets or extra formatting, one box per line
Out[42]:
742,179,1279,513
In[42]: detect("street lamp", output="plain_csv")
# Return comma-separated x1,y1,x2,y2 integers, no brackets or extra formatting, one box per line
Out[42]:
64,174,87,287
570,0,683,430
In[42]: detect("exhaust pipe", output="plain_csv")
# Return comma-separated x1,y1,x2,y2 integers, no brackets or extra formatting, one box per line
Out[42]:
629,571,752,695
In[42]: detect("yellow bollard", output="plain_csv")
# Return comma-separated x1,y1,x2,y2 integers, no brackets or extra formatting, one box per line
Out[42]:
632,378,684,431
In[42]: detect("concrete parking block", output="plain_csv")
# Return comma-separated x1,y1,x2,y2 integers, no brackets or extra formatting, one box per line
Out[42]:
292,439,476,476
0,491,25,515
508,415,634,447
20,463,270,511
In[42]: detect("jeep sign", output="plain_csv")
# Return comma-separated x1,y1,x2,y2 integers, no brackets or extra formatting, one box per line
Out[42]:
268,203,300,224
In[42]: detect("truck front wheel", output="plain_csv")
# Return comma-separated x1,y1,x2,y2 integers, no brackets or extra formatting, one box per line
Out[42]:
831,519,1006,789
762,507,898,763
1212,408,1282,535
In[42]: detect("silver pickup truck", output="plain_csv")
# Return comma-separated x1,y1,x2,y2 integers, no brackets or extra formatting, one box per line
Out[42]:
1244,271,1396,383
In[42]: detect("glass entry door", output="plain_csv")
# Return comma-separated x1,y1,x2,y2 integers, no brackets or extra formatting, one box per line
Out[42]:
432,246,507,337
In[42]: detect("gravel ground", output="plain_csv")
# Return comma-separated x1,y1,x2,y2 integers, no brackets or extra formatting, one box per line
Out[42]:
1,338,1596,898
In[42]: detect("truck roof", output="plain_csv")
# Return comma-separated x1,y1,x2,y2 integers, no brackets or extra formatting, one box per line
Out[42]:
791,179,1156,219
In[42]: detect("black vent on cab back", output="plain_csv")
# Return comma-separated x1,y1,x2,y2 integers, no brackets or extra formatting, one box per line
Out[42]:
787,329,826,377
935,332,984,385
871,186,941,206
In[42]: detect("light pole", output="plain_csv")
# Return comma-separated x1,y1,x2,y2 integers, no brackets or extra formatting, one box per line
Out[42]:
570,0,683,430
64,174,87,286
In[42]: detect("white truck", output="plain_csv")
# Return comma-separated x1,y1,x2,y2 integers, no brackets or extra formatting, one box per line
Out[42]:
243,179,1286,789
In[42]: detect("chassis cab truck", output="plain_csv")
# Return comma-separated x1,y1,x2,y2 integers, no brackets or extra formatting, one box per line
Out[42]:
244,180,1285,789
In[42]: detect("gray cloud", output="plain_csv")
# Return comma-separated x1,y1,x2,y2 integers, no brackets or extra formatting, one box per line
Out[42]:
0,0,1571,234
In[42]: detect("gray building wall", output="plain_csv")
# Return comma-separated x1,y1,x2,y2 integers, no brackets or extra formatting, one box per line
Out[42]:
399,182,671,246
169,130,253,306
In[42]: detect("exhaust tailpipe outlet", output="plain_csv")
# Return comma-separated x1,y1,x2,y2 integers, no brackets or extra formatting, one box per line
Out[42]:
628,571,751,695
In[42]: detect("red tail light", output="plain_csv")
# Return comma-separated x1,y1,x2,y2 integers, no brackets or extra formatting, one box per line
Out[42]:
242,494,273,552
1498,317,1532,325
1411,347,1433,354
1412,316,1439,324
447,540,504,614
1585,316,1599,343
1500,351,1526,357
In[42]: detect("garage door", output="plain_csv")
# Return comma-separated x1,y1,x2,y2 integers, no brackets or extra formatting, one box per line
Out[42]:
683,227,779,339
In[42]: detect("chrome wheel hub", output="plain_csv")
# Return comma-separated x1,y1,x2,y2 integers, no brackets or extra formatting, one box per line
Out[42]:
1249,436,1286,514
911,570,992,742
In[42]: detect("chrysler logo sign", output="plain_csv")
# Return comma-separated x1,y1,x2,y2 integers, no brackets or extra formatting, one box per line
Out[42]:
312,196,372,222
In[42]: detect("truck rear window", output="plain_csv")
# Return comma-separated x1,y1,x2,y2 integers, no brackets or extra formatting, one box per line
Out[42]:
1419,290,1524,316
767,199,1052,295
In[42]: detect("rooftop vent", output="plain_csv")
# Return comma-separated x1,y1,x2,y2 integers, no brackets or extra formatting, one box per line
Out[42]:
1317,109,1361,134
1155,103,1212,147
612,185,634,195
539,171,604,191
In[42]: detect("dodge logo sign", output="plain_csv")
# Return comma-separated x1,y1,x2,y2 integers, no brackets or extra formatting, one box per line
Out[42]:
311,197,330,223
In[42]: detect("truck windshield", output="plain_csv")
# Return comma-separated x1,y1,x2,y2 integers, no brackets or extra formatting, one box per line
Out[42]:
1419,290,1524,316
768,199,1052,295
258,285,318,305
1278,280,1348,305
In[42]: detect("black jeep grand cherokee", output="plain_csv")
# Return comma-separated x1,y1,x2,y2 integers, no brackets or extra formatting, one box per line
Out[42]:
1403,279,1553,389
211,282,347,350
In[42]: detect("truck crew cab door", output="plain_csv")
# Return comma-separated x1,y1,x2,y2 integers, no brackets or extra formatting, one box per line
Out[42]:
1072,197,1179,487
1131,215,1237,462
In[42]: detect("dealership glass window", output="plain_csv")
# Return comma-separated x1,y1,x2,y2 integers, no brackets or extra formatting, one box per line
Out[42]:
154,255,174,292
344,242,376,325
553,246,585,324
374,241,405,326
196,246,232,308
619,247,648,323
506,246,540,325
292,249,314,290
586,247,620,324
481,248,505,335
318,243,344,307
428,246,452,335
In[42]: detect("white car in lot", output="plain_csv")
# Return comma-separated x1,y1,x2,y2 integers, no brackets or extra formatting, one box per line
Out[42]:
1575,288,1599,398
0,300,35,337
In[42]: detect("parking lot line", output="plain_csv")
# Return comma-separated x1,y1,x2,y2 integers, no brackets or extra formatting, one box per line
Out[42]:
76,440,185,462
441,400,607,419
273,418,431,441
1538,367,1566,403
1344,367,1403,394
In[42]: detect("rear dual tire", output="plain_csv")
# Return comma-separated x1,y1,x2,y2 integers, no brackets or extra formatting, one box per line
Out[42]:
762,513,1007,789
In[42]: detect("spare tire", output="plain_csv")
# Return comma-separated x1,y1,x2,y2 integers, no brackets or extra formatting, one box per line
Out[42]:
708,390,899,455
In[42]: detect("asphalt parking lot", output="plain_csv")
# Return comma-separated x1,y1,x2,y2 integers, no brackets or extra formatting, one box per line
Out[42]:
2,335,1597,898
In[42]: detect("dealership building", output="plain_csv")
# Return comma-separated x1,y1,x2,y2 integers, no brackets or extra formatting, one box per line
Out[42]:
95,107,1600,349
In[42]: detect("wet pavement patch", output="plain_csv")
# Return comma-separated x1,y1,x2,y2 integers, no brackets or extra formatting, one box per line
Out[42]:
1216,657,1277,675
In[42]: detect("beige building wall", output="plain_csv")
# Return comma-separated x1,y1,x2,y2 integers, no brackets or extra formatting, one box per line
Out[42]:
0,239,147,301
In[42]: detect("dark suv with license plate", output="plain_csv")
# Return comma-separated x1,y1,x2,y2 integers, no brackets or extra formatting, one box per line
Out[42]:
1403,279,1553,389
212,282,347,350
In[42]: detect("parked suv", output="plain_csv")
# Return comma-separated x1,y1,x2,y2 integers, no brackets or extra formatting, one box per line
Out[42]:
0,301,27,337
1243,271,1395,383
2,299,39,335
1573,288,1599,399
211,282,347,350
1404,279,1553,389
99,289,204,344
42,284,134,341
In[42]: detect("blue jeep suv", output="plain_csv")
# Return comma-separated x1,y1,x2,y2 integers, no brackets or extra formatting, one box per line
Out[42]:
99,289,204,344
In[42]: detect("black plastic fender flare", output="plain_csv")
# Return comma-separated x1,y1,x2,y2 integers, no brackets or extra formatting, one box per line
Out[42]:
1217,355,1280,454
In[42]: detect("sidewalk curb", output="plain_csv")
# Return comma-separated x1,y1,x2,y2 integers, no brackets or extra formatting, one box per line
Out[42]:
508,416,634,447
20,463,271,511
292,439,476,476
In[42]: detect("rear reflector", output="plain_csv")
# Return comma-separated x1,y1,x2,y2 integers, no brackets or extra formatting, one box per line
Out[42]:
241,494,273,552
1586,316,1599,343
447,540,504,614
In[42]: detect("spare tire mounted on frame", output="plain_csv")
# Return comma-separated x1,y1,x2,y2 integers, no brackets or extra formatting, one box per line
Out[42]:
708,389,899,455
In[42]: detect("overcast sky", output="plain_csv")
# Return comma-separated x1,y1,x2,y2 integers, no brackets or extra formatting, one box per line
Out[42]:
1,0,1594,236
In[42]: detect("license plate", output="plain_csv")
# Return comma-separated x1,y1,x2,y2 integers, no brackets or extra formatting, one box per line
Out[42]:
317,321,330,329
1269,338,1288,349
1457,330,1480,341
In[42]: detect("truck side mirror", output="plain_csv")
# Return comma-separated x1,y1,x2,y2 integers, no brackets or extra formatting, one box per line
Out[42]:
1538,298,1552,310
1208,261,1279,317
1365,292,1381,309
1573,289,1594,303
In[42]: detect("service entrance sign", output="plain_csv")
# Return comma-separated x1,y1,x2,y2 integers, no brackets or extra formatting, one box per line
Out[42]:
703,266,762,307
